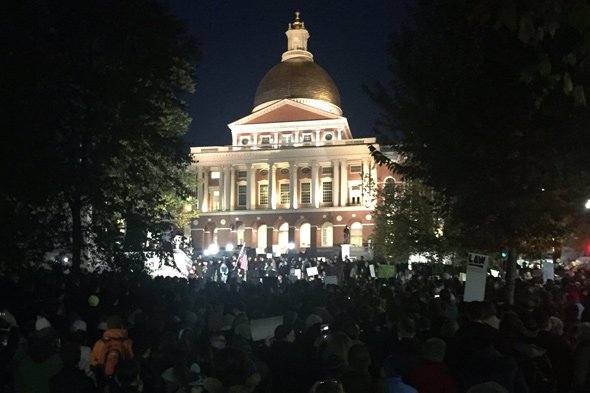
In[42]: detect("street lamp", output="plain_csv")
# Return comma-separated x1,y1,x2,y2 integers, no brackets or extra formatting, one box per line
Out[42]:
585,198,590,210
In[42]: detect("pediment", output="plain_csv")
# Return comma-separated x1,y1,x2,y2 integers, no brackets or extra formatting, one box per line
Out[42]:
231,99,341,126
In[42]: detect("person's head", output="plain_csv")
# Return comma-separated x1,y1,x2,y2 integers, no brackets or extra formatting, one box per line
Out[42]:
347,343,371,371
397,317,416,339
422,338,446,363
274,324,295,343
106,315,124,330
209,348,258,388
311,380,345,393
59,342,81,368
209,332,227,350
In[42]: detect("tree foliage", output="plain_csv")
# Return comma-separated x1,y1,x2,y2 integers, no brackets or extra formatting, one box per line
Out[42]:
372,179,452,263
0,0,199,272
368,0,590,255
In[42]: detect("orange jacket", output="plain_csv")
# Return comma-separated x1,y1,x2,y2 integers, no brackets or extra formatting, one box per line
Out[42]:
90,328,134,367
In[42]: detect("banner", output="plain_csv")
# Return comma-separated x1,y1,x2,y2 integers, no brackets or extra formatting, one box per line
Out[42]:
306,266,319,276
464,253,489,302
542,261,555,283
378,264,396,278
324,275,338,285
250,316,283,342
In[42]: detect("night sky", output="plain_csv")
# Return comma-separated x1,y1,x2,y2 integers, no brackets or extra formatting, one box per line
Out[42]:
165,0,406,147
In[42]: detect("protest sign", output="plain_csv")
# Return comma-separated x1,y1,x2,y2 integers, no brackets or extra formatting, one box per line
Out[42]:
464,253,489,302
369,264,376,278
250,316,283,342
542,261,555,283
324,275,338,285
378,264,396,278
307,266,319,276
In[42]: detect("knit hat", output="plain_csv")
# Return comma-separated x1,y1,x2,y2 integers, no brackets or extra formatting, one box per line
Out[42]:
0,310,17,328
35,317,51,331
70,319,87,333
305,314,323,328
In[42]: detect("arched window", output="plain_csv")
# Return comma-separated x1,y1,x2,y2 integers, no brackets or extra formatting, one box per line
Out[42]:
237,224,245,245
257,224,267,250
278,223,289,254
350,222,363,246
300,223,311,248
321,222,333,247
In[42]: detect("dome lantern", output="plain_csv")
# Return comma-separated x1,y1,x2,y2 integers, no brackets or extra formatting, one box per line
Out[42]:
253,11,342,115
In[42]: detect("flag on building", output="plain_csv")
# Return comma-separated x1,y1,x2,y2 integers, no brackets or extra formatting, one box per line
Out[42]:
238,245,248,272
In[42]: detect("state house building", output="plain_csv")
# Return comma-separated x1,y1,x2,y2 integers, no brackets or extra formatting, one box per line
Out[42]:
190,12,395,257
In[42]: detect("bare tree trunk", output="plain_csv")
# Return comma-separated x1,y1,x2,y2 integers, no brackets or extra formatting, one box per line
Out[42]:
504,247,517,305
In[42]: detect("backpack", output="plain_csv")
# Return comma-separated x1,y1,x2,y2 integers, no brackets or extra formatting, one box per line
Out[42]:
101,337,129,377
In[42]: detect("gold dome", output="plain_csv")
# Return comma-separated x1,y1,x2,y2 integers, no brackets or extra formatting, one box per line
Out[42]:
253,58,341,112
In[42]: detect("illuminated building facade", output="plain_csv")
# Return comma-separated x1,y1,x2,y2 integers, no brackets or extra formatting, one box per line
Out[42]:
190,12,394,256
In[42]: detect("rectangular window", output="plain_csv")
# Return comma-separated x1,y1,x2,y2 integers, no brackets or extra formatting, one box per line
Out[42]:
238,185,247,206
300,182,311,204
282,135,292,145
350,165,362,173
237,171,247,178
303,134,312,142
322,181,333,203
259,184,268,205
261,136,270,144
280,183,290,204
322,167,333,175
210,171,220,179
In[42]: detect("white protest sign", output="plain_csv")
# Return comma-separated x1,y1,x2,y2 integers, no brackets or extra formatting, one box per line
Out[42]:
250,316,283,342
464,253,489,302
307,266,319,276
294,269,302,280
324,275,338,285
542,261,555,283
369,264,376,278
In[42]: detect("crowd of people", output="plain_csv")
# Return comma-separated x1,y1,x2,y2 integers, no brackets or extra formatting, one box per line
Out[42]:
1,256,590,393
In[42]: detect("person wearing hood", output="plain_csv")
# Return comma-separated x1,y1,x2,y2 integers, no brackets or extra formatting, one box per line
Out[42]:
90,315,133,386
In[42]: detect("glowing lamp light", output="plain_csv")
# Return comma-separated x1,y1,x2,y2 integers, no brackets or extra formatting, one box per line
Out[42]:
288,242,295,250
208,244,219,255
203,250,210,257
585,199,590,210
226,243,234,252
62,256,69,263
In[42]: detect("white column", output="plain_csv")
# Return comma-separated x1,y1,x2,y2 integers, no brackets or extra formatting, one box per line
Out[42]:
202,167,209,213
340,160,347,206
311,161,319,208
332,160,340,206
219,167,225,211
315,129,320,143
224,166,231,211
273,131,279,145
230,167,236,210
197,167,204,212
251,164,256,210
290,162,298,209
269,162,276,209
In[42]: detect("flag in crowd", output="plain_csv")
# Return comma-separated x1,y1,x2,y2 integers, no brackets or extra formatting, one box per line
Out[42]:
238,245,248,271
